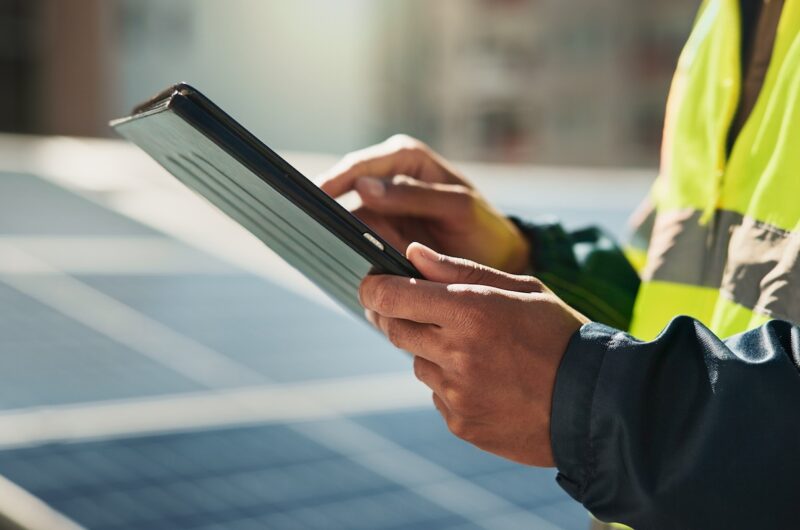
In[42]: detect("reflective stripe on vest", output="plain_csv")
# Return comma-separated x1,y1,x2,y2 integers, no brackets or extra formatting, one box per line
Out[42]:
629,0,800,341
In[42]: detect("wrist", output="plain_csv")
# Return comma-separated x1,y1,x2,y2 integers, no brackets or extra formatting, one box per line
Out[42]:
504,222,532,275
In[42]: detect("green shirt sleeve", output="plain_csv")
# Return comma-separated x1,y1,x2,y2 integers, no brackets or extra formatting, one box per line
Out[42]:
510,217,640,331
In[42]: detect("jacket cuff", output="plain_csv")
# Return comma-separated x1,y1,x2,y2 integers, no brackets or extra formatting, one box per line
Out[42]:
507,216,578,274
550,322,616,502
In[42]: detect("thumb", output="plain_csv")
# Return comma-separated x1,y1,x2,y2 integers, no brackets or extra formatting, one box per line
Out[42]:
407,243,543,293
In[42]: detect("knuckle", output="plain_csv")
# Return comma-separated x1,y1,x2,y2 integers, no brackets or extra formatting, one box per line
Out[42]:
386,133,409,144
462,263,488,285
349,158,368,176
391,174,417,186
367,278,396,314
454,352,479,379
454,358,484,390
448,351,468,374
447,416,474,440
444,385,470,413
413,357,426,380
515,274,545,293
459,186,478,201
398,145,423,159
387,133,421,149
386,134,429,158
529,276,547,293
358,276,373,307
340,152,361,169
385,320,404,348
461,284,492,303
432,392,443,412
451,188,477,214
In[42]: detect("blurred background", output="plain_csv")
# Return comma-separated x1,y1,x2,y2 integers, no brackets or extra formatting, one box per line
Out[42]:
3,0,696,166
0,1,696,529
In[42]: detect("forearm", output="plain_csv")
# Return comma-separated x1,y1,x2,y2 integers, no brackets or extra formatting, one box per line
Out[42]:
551,317,800,529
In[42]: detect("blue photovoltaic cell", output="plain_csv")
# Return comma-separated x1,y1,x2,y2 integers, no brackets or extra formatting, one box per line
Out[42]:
0,281,203,409
0,173,159,236
353,410,588,528
0,423,473,530
78,274,411,382
0,412,585,529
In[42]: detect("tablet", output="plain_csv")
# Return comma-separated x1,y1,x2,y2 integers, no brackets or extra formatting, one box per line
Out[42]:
110,83,420,317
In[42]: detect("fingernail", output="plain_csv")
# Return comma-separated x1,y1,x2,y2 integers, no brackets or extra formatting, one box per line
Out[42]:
364,309,377,325
356,177,385,197
412,243,439,261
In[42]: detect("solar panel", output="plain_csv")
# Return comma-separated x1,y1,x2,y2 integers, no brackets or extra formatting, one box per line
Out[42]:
76,274,409,382
0,171,586,529
0,415,586,530
0,172,158,236
0,282,202,409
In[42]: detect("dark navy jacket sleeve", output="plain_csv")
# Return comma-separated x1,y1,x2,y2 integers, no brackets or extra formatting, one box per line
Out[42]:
551,316,800,530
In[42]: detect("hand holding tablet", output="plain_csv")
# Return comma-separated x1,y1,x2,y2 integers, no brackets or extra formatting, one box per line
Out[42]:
318,135,531,275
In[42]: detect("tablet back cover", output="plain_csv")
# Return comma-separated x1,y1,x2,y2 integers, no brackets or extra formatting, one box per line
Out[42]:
113,106,373,317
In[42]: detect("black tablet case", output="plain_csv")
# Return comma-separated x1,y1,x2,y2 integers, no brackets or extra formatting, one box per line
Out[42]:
111,83,419,317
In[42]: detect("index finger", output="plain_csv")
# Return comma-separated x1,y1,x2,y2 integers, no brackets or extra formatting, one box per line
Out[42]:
359,274,465,326
318,143,427,198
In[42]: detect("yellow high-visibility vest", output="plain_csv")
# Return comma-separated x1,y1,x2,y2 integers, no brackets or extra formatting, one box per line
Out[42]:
629,0,800,341
599,2,799,528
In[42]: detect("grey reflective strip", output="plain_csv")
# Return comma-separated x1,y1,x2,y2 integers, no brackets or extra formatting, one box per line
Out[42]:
642,209,743,287
643,209,800,323
722,217,800,322
628,199,656,252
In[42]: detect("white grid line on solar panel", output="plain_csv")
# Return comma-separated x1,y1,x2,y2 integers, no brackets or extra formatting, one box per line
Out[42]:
0,140,345,313
0,373,429,449
0,473,84,530
0,242,264,388
101,182,340,313
0,241,565,530
0,236,234,275
0,413,583,528
293,421,564,530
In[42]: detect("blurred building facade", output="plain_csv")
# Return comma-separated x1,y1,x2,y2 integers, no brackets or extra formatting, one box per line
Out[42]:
0,0,38,134
1,0,696,167
0,0,112,137
377,0,696,166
